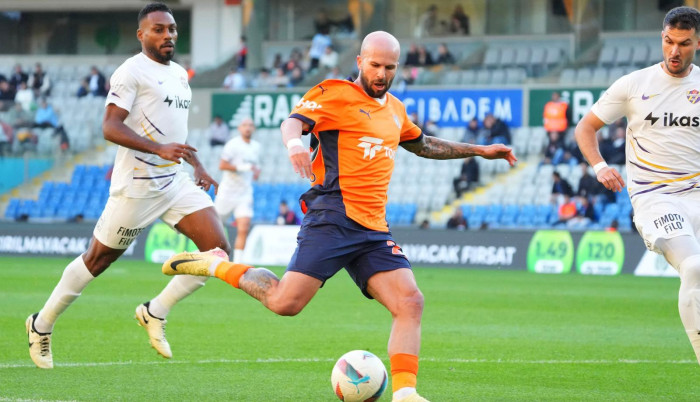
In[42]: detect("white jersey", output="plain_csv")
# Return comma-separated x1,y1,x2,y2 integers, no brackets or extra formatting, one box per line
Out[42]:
591,63,700,202
218,136,261,197
105,52,192,198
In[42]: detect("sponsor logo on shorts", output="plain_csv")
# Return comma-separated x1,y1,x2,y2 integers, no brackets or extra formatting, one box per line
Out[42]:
653,213,685,234
116,226,145,246
387,240,404,256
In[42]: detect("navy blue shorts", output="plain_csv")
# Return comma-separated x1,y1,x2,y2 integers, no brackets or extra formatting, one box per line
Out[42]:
286,209,411,299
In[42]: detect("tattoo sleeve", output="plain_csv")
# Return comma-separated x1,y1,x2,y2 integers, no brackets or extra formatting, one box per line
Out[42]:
400,135,480,160
239,268,280,304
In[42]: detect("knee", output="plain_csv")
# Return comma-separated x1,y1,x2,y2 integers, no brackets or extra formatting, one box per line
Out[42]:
267,296,305,317
394,289,425,318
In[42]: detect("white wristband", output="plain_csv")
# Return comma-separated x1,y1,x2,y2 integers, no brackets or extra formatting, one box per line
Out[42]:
286,138,304,150
593,161,608,175
237,162,252,172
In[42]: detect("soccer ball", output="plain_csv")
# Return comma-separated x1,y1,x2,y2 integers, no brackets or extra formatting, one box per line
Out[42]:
331,350,388,401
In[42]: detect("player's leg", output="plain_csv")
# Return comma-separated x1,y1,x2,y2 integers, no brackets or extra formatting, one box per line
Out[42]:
213,193,235,259
232,216,251,263
657,235,700,364
366,269,426,402
27,237,124,368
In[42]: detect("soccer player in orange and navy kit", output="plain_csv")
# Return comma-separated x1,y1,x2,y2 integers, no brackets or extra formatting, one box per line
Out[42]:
163,31,516,401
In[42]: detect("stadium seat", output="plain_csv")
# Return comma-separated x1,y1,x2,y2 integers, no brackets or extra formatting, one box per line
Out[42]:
598,45,616,68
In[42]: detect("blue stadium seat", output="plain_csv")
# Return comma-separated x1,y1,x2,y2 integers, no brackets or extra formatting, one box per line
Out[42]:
4,198,20,219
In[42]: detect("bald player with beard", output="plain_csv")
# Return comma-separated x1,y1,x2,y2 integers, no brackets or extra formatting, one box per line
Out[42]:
162,31,516,401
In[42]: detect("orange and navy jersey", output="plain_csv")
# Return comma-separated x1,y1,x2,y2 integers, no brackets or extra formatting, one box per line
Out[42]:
290,79,423,232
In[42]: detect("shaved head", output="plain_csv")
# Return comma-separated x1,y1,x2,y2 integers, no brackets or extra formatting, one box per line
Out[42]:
355,31,401,98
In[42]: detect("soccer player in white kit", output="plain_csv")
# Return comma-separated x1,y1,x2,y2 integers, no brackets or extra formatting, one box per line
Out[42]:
214,117,261,263
25,2,231,369
576,6,700,364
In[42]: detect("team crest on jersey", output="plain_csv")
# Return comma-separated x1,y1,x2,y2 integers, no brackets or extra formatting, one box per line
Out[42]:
393,114,401,129
686,89,700,104
181,76,189,89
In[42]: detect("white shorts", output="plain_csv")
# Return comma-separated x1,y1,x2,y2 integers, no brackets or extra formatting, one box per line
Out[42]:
633,191,700,253
94,178,214,249
214,193,253,220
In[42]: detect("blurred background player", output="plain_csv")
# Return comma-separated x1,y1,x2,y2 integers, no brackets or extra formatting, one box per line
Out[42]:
214,117,261,263
25,2,230,369
575,6,700,364
162,30,516,402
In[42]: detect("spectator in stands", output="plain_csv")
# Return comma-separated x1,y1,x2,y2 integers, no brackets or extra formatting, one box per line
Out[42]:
0,80,15,111
236,36,248,70
208,115,230,147
423,119,439,136
184,61,196,81
309,27,332,72
394,69,415,93
14,81,34,112
76,78,90,98
27,62,51,98
277,200,300,225
463,117,486,143
453,156,480,197
551,171,574,204
314,9,333,35
33,98,59,129
6,101,32,130
450,5,470,35
288,66,305,87
606,126,626,164
576,163,601,200
222,67,246,90
543,91,570,138
552,194,577,226
271,53,284,70
482,113,511,145
419,219,430,229
271,67,290,88
0,121,10,156
404,43,420,66
446,207,468,230
86,66,107,97
9,64,28,91
283,48,304,73
416,45,435,66
542,130,566,165
435,43,456,65
415,4,440,38
319,45,339,71
334,14,355,36
253,68,276,89
325,66,344,80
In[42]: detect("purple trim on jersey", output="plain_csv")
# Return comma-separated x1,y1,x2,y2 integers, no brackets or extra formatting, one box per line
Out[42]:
142,112,165,135
159,177,175,190
110,92,121,98
135,156,161,166
133,172,177,180
632,180,655,185
628,161,687,175
290,113,316,135
630,184,668,199
630,135,650,154
663,183,698,195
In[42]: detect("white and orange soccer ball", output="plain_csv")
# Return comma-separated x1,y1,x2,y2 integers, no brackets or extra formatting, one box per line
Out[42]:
331,350,388,401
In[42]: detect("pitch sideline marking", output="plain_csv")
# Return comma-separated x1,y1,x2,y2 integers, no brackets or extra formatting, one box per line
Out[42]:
0,357,695,369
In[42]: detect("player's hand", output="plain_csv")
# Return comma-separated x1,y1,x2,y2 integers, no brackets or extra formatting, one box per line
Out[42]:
252,165,261,181
480,144,517,166
156,143,197,163
194,165,219,194
597,166,625,192
288,144,312,179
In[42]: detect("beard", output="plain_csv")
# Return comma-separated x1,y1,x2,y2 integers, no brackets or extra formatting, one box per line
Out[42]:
359,70,393,98
147,43,175,64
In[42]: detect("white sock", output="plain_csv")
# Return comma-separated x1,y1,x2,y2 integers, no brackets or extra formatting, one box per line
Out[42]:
233,249,243,263
148,275,208,319
678,255,700,364
35,255,95,333
393,387,417,400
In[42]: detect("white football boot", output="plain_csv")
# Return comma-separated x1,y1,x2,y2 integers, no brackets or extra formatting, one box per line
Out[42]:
393,392,430,402
26,313,53,369
134,302,172,358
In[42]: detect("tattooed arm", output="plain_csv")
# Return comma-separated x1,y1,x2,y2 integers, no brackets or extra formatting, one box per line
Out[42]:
401,135,517,166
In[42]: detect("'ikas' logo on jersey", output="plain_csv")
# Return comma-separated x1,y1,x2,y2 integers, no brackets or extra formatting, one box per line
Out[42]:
164,95,190,109
357,136,395,160
644,112,700,127
687,89,700,104
296,98,322,111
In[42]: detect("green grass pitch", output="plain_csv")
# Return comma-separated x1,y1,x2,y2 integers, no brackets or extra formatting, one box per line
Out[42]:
1,256,698,401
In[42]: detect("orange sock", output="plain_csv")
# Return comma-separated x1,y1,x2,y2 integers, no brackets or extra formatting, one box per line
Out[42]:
390,353,419,392
214,262,252,288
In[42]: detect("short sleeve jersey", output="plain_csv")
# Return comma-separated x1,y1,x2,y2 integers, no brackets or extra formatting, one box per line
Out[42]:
105,53,192,198
218,136,261,197
591,64,700,201
289,79,423,232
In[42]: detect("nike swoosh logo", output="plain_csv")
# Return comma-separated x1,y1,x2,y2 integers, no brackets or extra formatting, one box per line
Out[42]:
141,312,149,324
642,93,660,100
158,80,164,85
28,342,34,348
169,258,200,271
